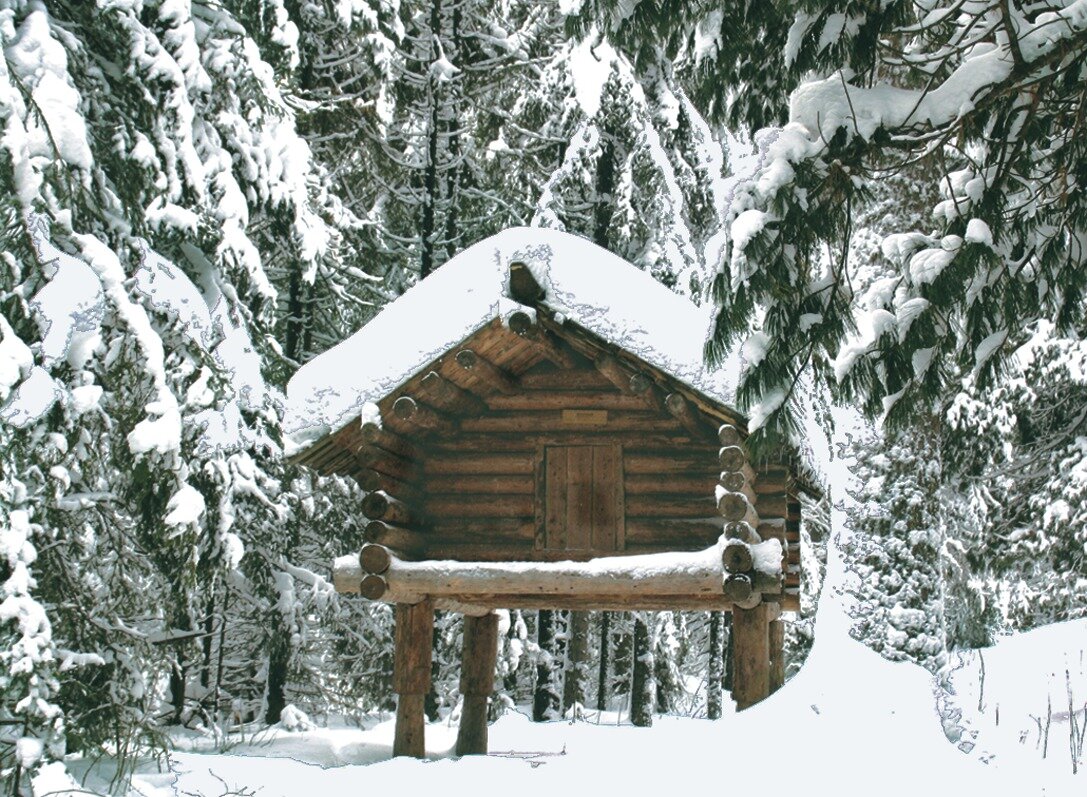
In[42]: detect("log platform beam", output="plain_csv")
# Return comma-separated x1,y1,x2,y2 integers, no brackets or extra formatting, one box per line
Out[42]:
454,612,500,756
393,600,435,758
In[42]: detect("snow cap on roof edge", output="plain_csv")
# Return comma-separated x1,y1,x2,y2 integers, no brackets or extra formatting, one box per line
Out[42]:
283,227,733,450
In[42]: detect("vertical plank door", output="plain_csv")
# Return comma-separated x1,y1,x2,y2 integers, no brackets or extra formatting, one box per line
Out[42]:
542,445,624,553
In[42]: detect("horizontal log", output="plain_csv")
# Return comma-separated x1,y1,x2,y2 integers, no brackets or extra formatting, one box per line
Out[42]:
722,540,753,573
665,392,714,439
518,368,613,391
355,446,416,483
718,423,743,447
723,521,760,545
427,518,536,544
393,396,454,433
717,491,759,525
425,434,704,452
593,354,633,393
434,594,752,612
459,412,682,433
360,422,416,459
364,521,428,556
425,453,535,475
624,518,723,545
333,546,736,600
361,491,418,525
484,392,648,411
426,474,533,494
624,474,719,495
718,446,749,473
756,494,789,518
353,468,422,502
360,544,393,575
752,570,783,594
625,496,717,518
426,494,534,518
359,573,387,600
419,371,488,415
624,454,720,475
722,574,753,603
455,349,519,394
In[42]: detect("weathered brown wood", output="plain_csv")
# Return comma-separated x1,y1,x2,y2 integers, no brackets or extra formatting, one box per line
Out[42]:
717,491,758,525
507,311,576,368
428,519,536,545
626,495,717,518
364,521,427,556
565,446,593,550
354,468,422,502
769,619,785,694
722,573,753,603
722,540,754,573
752,570,784,594
361,491,418,525
519,368,613,391
543,446,568,549
425,452,534,475
723,521,760,544
426,474,533,494
732,602,771,711
393,600,434,758
756,494,789,518
420,371,488,415
593,354,632,393
628,372,666,412
624,474,718,495
484,392,648,411
427,434,702,453
427,494,534,518
718,423,744,447
625,453,719,474
665,392,714,439
359,573,387,600
455,613,500,756
718,446,749,473
360,543,393,574
455,349,518,394
360,422,416,459
393,396,454,433
355,446,417,483
508,261,544,304
593,445,624,551
624,518,721,546
460,412,682,434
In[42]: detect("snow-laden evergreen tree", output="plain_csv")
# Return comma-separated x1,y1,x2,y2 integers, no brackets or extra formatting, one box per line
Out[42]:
0,2,373,787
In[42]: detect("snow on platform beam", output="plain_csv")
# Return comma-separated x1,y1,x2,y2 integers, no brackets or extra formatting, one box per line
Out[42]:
332,541,794,612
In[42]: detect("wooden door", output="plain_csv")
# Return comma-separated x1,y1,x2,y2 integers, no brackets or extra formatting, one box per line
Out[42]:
540,445,625,553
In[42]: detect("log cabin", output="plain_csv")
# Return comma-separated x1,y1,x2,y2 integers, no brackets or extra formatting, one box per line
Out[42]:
284,227,820,757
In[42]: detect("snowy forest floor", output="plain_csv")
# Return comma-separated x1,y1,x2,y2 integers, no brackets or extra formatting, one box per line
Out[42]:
60,617,1085,797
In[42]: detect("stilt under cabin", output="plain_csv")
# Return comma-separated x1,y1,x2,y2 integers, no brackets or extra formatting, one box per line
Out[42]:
284,228,820,756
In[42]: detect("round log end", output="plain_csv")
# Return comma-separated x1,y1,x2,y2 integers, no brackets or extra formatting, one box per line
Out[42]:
355,469,381,492
455,349,478,369
719,445,747,472
392,396,417,420
664,392,686,413
359,543,392,575
629,373,652,394
733,591,763,610
722,540,754,574
724,521,758,544
720,471,747,492
360,422,382,443
718,424,742,447
359,574,388,601
507,310,535,337
723,573,753,603
361,491,391,520
717,491,752,522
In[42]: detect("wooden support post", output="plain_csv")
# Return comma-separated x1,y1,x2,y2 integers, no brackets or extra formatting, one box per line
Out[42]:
455,349,519,394
393,600,434,758
769,619,785,694
731,602,770,711
454,613,499,756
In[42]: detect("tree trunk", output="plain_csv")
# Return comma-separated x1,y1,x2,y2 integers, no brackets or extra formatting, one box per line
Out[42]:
563,610,590,715
424,609,444,722
596,611,610,711
264,629,289,726
532,609,560,721
723,612,735,693
630,612,654,727
706,611,724,719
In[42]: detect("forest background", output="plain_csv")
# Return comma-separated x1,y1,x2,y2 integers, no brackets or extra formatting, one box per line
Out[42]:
2,0,1086,792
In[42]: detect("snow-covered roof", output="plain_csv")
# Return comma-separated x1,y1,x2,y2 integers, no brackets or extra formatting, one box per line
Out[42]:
284,227,738,450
